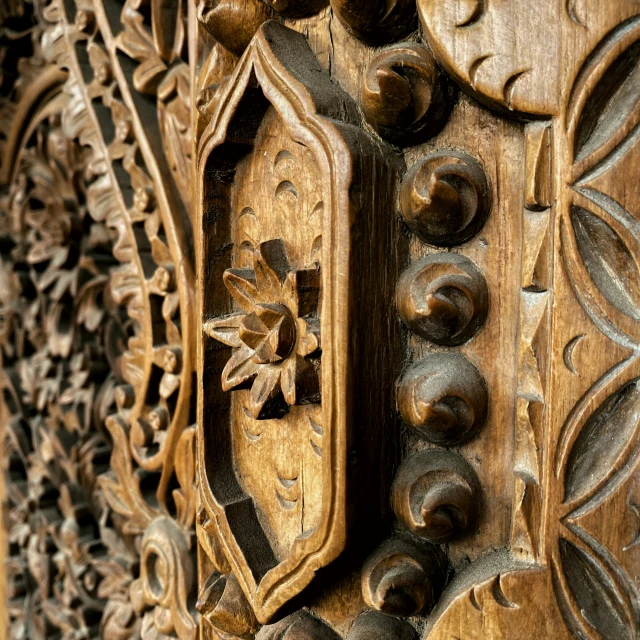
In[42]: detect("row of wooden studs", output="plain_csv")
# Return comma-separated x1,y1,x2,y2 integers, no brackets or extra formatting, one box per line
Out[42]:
356,145,492,635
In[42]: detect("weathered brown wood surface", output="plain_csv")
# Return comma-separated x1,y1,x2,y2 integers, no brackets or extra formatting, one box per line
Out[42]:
1,1,639,639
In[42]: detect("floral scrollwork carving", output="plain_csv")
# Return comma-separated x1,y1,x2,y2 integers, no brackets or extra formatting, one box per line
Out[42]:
392,448,481,542
204,238,321,419
396,253,488,346
2,0,199,637
361,534,448,617
130,517,197,640
99,422,199,639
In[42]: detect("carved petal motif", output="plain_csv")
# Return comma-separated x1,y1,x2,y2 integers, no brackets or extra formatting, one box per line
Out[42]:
571,205,640,322
556,538,637,640
563,378,640,506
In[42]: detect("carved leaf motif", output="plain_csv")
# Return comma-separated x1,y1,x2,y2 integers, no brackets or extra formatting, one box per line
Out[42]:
570,204,640,322
559,538,635,640
573,39,640,165
563,378,640,505
423,554,572,639
173,426,198,530
567,17,640,178
99,416,157,533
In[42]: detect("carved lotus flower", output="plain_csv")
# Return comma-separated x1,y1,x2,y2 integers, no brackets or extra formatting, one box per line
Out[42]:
205,238,321,419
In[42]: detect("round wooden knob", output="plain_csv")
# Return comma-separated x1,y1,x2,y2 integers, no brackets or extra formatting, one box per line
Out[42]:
263,0,328,18
361,534,448,616
396,253,488,346
400,151,491,246
256,611,342,639
347,611,417,640
397,353,488,445
361,44,456,146
196,571,259,637
392,448,481,542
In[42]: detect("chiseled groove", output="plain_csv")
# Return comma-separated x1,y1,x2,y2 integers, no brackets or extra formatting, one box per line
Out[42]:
309,439,322,456
491,576,519,609
276,490,298,510
468,54,493,88
275,179,298,199
308,416,323,436
503,70,530,110
566,0,586,28
456,0,485,28
562,334,585,374
468,587,483,612
274,149,295,168
277,474,298,489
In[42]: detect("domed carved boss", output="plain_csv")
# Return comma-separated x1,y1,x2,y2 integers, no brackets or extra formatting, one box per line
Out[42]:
205,239,321,419
196,21,399,625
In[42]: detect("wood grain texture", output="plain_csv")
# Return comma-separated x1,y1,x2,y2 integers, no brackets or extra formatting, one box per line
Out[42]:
1,1,639,639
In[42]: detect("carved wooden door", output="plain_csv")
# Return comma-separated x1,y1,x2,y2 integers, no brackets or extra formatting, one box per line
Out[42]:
2,1,640,638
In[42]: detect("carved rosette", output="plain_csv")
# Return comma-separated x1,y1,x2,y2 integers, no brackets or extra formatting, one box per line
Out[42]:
197,20,399,624
204,239,321,419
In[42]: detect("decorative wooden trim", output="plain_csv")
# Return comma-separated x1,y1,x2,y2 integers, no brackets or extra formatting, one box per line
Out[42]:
2,1,639,638
196,20,400,624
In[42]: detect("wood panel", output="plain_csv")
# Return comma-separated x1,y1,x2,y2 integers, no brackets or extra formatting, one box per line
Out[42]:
0,1,638,639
